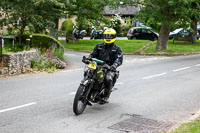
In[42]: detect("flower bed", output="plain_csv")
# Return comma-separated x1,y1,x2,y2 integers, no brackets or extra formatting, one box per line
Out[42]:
32,48,67,73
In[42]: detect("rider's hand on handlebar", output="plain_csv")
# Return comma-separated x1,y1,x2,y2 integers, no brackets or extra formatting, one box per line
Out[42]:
82,56,91,64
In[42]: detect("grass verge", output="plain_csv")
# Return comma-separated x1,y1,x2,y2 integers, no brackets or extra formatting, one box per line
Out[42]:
171,120,200,133
60,39,151,54
143,40,200,55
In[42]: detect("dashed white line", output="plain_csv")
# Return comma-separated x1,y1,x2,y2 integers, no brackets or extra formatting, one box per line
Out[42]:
173,67,191,72
142,73,167,80
0,102,37,113
62,68,83,72
69,92,76,95
116,82,124,85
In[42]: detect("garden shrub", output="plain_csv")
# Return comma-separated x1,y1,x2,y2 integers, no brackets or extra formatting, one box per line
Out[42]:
110,14,124,35
3,42,30,53
31,33,64,49
61,19,74,35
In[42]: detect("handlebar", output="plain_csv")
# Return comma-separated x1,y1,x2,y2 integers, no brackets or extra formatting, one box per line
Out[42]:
82,56,105,65
82,56,116,72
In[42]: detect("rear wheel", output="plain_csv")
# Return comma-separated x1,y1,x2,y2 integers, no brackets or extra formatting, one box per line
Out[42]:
73,85,88,115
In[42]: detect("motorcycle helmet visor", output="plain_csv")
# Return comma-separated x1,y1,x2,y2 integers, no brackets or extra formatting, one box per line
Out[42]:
104,34,116,39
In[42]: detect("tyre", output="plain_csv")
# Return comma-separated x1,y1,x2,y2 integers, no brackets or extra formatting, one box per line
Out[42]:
153,37,158,41
73,85,88,115
132,37,136,40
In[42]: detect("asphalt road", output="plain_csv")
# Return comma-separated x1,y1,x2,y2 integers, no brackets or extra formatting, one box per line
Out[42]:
1,51,200,133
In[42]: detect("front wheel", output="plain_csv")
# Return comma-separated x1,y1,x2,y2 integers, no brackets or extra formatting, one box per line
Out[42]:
73,85,88,115
152,37,158,41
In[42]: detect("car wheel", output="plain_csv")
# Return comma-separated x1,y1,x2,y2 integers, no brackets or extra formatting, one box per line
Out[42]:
153,37,158,41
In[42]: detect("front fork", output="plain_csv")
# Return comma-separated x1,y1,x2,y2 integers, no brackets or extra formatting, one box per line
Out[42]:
80,77,95,101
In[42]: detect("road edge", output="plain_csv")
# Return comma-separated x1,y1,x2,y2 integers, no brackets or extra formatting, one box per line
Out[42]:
167,108,200,132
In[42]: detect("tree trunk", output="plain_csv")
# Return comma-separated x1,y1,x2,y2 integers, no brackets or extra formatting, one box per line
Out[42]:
190,19,197,43
19,27,25,44
156,22,170,50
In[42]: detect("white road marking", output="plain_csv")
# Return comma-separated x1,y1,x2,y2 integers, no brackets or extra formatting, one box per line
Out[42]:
65,54,77,56
124,57,171,64
142,73,167,80
69,92,76,95
0,102,37,113
195,64,200,67
116,82,124,85
62,68,83,73
173,67,191,72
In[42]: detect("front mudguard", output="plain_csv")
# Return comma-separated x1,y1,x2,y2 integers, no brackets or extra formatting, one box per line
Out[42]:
80,78,95,100
80,78,90,86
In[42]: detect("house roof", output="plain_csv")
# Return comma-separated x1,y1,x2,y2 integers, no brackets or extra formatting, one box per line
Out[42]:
103,6,140,16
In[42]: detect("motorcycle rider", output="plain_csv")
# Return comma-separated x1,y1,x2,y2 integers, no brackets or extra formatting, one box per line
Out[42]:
90,26,96,39
89,28,123,103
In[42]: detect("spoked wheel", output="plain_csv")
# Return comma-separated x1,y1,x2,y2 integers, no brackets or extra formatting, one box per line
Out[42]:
73,85,88,115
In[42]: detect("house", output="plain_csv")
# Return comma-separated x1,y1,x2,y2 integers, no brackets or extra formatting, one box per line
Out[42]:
103,5,140,25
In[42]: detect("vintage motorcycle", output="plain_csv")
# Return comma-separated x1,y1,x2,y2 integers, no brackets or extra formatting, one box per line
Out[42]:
73,56,119,115
90,26,107,39
72,25,87,39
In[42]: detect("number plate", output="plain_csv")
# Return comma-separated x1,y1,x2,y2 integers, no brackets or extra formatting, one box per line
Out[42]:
88,62,96,69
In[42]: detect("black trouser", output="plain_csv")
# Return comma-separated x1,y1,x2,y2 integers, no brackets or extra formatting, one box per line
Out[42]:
104,71,115,97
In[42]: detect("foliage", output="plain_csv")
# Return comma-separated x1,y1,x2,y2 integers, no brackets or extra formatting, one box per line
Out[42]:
2,42,30,53
32,34,64,49
32,48,67,73
61,19,74,35
110,14,124,35
0,0,112,41
123,16,134,29
66,0,109,30
0,0,66,43
52,47,66,62
135,0,191,29
132,0,197,50
109,0,200,49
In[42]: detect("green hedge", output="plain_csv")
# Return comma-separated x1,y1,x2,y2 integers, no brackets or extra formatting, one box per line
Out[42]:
61,19,74,35
32,34,64,49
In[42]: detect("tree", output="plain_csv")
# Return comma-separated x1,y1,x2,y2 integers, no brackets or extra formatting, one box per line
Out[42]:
110,0,200,50
187,1,200,42
0,0,35,43
66,0,109,30
0,0,66,43
0,0,111,42
136,0,193,50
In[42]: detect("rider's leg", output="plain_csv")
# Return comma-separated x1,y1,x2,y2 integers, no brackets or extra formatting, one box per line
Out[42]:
103,71,115,102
